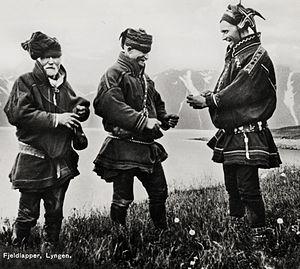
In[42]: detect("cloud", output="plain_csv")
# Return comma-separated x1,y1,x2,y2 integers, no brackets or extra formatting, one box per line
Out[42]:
0,0,299,75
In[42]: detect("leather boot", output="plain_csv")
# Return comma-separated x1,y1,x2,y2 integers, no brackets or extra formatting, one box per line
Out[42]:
110,204,127,226
11,224,30,248
41,221,61,253
149,203,168,229
43,221,61,242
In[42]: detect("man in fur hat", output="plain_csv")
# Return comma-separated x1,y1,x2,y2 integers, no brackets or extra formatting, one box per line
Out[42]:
4,31,90,251
93,28,179,229
187,4,281,242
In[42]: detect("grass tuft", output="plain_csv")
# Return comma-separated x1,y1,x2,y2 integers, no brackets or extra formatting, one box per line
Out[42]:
1,165,300,268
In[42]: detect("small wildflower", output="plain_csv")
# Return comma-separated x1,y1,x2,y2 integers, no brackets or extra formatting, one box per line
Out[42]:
297,231,300,236
291,225,299,232
193,256,198,260
174,217,180,223
277,218,284,225
190,260,196,266
280,172,287,178
189,229,196,236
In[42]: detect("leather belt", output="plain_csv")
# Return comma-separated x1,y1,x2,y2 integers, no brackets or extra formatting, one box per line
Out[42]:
226,121,267,134
19,142,45,159
225,121,267,160
108,135,154,145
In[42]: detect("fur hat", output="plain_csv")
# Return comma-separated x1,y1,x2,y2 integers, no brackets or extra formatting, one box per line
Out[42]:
21,31,62,60
119,28,152,53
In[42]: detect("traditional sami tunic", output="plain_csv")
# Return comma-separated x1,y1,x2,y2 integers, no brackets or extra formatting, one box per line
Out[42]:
4,61,90,190
93,52,168,181
205,34,281,168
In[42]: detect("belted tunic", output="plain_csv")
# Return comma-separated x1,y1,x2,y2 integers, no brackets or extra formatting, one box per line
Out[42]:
205,34,281,168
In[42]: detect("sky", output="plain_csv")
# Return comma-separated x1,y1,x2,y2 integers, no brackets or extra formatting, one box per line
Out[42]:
1,0,300,82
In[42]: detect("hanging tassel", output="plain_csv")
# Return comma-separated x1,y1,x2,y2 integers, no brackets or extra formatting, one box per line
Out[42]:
56,162,61,178
243,133,250,160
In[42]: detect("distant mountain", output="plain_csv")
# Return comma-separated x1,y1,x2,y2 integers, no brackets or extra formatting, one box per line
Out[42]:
268,66,298,128
0,74,15,126
153,69,217,129
153,66,300,130
1,65,300,130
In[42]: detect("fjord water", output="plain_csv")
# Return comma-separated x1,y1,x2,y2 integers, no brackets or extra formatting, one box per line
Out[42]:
0,128,299,219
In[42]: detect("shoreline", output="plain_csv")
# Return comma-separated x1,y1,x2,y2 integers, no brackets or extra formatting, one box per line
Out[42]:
190,137,300,151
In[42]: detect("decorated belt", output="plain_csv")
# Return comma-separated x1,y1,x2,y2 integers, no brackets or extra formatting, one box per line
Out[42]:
225,121,267,160
19,142,46,159
108,135,154,145
225,121,267,134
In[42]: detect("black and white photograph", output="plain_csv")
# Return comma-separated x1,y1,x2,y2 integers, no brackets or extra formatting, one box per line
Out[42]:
0,0,300,268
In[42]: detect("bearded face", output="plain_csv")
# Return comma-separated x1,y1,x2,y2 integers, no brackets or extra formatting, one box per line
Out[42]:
39,55,62,78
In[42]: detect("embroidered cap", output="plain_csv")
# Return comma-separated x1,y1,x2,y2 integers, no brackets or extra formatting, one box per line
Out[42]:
119,28,152,53
220,4,265,32
21,31,62,60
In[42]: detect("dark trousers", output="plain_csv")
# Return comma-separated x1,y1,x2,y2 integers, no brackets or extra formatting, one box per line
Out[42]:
223,164,265,228
111,163,168,228
14,181,70,244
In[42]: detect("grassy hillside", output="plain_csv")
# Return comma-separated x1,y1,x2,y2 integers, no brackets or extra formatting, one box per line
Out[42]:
0,166,300,268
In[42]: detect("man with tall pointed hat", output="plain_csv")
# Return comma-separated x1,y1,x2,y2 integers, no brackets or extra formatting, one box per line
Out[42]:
93,28,179,229
4,31,90,251
187,3,281,241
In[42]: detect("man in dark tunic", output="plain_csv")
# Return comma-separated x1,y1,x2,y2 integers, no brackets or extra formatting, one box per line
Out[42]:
187,4,281,240
4,31,90,251
93,28,179,229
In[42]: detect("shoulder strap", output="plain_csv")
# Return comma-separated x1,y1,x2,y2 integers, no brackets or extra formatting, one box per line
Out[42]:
25,73,46,107
22,72,37,88
244,46,266,75
22,73,61,111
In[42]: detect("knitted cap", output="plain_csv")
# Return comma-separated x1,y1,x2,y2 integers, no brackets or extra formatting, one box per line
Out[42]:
119,28,152,53
220,4,265,32
21,31,62,60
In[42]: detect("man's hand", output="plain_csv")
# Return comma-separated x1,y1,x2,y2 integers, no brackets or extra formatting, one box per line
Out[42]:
145,118,161,130
200,89,212,97
74,105,87,116
186,94,207,109
57,113,80,129
74,105,89,121
163,114,179,128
